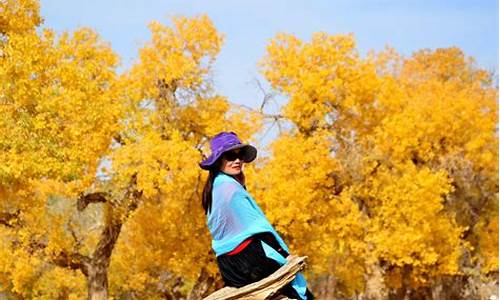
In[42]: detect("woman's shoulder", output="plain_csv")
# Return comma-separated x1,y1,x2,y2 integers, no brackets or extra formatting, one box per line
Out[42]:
213,173,245,195
214,172,239,186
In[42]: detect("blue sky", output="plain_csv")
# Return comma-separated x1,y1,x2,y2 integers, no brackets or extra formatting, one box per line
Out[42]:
40,0,498,146
40,0,498,104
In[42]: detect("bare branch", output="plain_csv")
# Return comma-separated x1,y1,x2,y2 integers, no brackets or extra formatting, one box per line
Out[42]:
228,100,284,121
254,78,275,113
260,119,278,142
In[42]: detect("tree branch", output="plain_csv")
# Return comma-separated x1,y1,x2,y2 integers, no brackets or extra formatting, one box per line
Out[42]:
0,210,20,228
52,250,91,276
229,100,284,121
92,173,142,267
254,78,275,113
113,133,126,146
67,220,83,251
77,192,108,211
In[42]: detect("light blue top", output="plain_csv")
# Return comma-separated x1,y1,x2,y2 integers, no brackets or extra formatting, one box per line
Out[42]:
207,172,308,299
207,172,289,256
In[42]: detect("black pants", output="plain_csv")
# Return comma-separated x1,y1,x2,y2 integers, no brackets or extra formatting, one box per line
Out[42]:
216,232,314,299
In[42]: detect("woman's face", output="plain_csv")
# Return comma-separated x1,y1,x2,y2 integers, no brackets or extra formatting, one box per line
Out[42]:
220,148,244,175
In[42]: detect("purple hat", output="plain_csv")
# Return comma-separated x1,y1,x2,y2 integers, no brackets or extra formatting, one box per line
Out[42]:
199,131,257,170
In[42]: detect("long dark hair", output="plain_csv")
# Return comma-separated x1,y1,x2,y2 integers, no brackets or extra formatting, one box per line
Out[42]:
202,160,247,215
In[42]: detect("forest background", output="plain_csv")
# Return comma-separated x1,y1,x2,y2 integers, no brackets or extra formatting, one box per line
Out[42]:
0,0,498,299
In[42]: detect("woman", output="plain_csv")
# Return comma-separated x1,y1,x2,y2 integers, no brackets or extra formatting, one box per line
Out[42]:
199,131,314,300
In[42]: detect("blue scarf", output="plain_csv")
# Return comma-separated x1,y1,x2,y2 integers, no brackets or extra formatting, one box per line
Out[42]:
207,172,308,299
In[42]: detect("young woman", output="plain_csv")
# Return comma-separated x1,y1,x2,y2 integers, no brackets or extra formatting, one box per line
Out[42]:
199,131,314,300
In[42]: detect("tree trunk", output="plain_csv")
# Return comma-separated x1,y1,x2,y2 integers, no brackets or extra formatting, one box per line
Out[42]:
51,176,141,300
187,267,216,300
363,262,388,300
310,274,336,300
87,265,109,300
86,220,122,300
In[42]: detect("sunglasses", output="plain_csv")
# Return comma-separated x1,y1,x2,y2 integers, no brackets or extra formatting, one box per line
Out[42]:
223,150,246,161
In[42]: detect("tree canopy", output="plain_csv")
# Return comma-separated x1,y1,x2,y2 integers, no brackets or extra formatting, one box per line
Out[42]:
0,1,497,299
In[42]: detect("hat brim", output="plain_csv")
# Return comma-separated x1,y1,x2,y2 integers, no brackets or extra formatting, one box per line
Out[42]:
199,144,257,170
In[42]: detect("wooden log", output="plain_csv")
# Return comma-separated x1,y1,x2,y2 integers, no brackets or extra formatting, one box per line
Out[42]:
203,255,307,300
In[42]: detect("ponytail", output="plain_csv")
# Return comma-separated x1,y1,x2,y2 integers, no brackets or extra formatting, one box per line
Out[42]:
202,169,219,215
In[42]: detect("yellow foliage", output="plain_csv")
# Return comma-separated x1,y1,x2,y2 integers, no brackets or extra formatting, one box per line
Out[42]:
259,31,498,295
30,267,86,300
250,131,367,294
0,1,497,298
106,14,261,298
129,15,223,101
0,0,42,35
362,164,464,287
476,214,499,274
0,26,121,189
